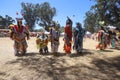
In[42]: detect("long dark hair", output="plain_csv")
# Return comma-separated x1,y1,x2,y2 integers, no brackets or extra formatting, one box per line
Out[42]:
100,26,106,32
17,21,22,27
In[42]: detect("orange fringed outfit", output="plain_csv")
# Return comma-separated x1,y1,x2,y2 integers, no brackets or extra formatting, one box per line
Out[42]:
64,25,72,53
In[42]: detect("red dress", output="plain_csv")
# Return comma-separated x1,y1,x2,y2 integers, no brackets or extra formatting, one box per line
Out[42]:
64,25,72,53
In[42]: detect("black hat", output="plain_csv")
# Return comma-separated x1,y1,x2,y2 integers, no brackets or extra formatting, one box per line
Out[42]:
76,22,81,26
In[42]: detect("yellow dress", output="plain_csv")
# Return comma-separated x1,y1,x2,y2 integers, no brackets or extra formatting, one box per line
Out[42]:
36,35,49,49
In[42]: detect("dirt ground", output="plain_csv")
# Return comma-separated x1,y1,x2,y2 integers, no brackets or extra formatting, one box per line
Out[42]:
0,37,120,80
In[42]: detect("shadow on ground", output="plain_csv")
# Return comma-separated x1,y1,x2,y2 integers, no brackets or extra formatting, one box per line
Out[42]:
4,50,120,80
91,56,120,80
24,49,94,57
69,49,93,57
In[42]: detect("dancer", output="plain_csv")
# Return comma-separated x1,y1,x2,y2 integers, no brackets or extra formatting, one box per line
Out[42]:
63,19,72,54
96,26,107,50
73,22,85,53
36,31,49,54
9,18,30,56
50,21,60,54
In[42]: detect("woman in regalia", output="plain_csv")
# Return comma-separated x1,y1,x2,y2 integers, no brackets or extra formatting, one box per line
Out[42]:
36,31,49,54
63,20,72,54
73,22,85,53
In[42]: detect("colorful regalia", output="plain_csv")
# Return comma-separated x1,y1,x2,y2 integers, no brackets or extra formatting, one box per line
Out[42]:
9,18,30,56
36,33,49,54
117,31,120,45
66,17,73,30
50,25,60,53
111,31,118,48
117,31,120,40
107,26,119,48
73,23,85,53
96,28,107,50
64,24,72,54
10,25,29,56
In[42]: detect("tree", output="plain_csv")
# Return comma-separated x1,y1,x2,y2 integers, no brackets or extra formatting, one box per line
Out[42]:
21,2,39,31
84,0,120,33
21,2,56,31
0,16,4,29
5,15,15,28
37,2,56,31
91,0,120,28
0,15,14,29
84,11,98,33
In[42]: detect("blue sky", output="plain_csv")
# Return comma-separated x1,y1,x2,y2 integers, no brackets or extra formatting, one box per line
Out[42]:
0,0,95,29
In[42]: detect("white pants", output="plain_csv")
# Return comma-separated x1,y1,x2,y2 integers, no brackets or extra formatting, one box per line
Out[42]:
51,44,59,53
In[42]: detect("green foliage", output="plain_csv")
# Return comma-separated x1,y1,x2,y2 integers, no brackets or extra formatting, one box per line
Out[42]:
21,2,39,31
84,11,98,33
0,15,14,29
84,0,120,33
91,0,120,27
21,2,56,31
37,2,56,31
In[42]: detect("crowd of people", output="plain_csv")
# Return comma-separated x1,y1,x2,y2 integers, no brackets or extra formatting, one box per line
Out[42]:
8,17,120,57
96,25,120,50
9,17,86,56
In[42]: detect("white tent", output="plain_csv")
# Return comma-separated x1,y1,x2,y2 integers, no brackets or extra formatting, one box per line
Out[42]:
60,32,64,36
107,25,116,29
86,31,91,35
44,31,49,34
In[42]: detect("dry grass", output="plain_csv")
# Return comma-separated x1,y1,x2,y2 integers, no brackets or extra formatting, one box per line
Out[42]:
0,37,120,80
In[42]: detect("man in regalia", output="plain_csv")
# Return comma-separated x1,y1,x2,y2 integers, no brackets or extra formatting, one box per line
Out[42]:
50,21,60,54
9,18,30,56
